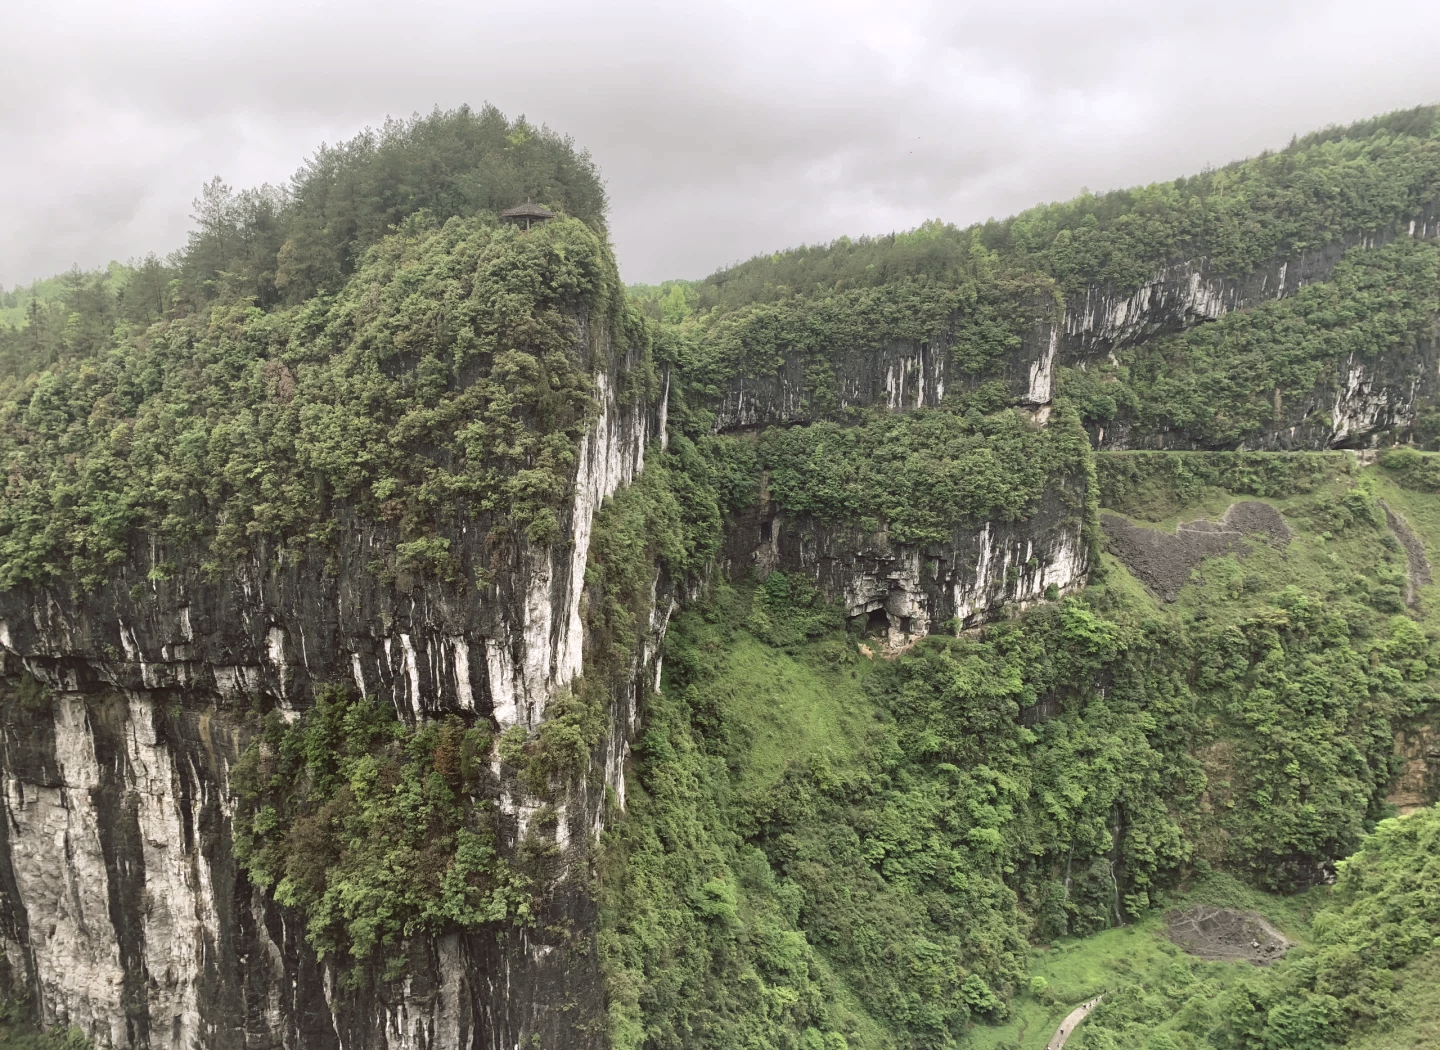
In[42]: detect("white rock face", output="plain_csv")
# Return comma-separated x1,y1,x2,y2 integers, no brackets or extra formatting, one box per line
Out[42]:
881,349,946,411
484,369,650,732
5,698,128,1046
1065,260,1235,353
1330,354,1420,446
782,489,1091,649
1056,228,1413,362
2,694,235,1049
1024,329,1058,406
951,524,1088,630
0,338,660,1049
711,339,953,433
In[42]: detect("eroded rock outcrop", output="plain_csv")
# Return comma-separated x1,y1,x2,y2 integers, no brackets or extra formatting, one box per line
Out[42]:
0,328,663,1049
725,484,1090,647
708,203,1440,452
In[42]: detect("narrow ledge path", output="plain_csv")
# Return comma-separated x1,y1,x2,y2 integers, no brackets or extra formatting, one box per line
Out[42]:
1045,995,1104,1050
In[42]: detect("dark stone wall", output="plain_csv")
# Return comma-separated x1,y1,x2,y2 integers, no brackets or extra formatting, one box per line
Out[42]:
0,325,656,1049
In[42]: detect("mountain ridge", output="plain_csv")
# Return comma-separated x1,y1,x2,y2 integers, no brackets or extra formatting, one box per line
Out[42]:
1,102,1439,1050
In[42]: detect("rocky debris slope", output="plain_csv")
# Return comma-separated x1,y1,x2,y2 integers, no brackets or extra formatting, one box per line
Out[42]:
1101,502,1290,601
1379,499,1434,607
1165,906,1293,966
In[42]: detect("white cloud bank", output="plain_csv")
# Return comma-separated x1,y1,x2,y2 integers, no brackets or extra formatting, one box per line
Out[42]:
2,0,1438,286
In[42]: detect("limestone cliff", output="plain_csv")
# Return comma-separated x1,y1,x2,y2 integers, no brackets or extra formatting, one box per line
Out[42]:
722,485,1089,647
704,201,1440,453
0,301,1101,1048
0,320,659,1049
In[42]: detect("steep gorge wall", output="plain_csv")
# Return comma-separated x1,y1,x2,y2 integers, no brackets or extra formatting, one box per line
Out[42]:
721,485,1089,646
0,325,661,1048
707,200,1440,451
0,293,1093,1048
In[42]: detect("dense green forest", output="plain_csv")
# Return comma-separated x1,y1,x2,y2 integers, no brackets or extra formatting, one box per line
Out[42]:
596,445,1440,1050
4,102,1440,1050
0,104,606,383
0,210,647,590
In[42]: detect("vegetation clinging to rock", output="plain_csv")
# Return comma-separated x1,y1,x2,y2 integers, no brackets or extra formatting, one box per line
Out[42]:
232,686,527,968
0,213,649,591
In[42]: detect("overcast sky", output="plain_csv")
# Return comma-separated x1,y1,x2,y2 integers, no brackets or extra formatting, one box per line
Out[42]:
3,0,1439,288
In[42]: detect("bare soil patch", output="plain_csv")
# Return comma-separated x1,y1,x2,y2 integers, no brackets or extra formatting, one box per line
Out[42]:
1101,502,1290,601
1165,905,1293,965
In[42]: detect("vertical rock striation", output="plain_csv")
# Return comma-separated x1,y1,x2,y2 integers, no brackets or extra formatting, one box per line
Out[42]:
0,319,662,1048
703,204,1440,451
725,485,1090,647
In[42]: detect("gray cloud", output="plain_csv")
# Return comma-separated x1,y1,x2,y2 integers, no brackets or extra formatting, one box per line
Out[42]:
3,0,1439,287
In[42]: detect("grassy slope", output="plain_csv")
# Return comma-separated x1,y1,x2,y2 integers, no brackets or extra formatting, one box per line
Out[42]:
711,632,880,793
663,603,892,1045
960,868,1326,1050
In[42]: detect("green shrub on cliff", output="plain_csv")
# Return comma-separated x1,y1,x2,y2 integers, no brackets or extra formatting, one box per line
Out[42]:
178,104,608,310
0,1024,90,1050
1217,806,1440,1049
1378,446,1440,490
1093,451,1347,520
760,404,1091,543
1065,805,1440,1050
232,686,528,966
1,106,605,383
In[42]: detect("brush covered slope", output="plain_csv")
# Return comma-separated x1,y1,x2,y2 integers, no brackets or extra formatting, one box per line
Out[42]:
1,104,1440,1050
597,449,1440,1050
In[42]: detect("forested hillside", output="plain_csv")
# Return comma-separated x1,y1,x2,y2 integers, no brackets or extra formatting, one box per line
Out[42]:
593,445,1440,1050
1,104,1439,1050
604,105,1440,1050
0,103,605,383
638,104,1440,449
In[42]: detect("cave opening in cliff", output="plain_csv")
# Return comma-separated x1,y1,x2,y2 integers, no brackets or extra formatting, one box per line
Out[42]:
760,519,773,542
866,607,890,634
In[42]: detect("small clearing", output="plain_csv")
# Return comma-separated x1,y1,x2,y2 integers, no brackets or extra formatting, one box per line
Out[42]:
1165,906,1293,965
